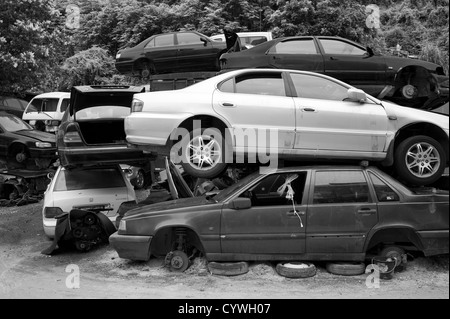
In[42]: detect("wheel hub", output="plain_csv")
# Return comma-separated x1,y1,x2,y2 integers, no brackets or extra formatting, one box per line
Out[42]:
401,84,418,99
187,135,221,170
405,142,440,177
171,256,185,270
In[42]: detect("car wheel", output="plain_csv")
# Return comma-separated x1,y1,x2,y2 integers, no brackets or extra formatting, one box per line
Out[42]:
166,250,190,272
207,261,249,276
140,61,155,78
379,246,406,268
394,135,446,186
326,262,366,276
180,129,228,179
275,262,316,278
134,169,146,189
9,144,29,166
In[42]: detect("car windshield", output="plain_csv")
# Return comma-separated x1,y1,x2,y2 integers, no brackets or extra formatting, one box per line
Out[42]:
213,171,264,202
26,98,59,113
75,106,130,120
0,114,33,132
53,167,126,191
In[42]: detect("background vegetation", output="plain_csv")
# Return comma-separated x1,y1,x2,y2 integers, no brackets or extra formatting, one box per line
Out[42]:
1,0,448,96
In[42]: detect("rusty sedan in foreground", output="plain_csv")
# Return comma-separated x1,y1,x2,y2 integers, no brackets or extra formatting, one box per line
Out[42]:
110,166,449,271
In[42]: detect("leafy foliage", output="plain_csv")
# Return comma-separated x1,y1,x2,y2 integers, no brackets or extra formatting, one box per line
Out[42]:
0,0,448,95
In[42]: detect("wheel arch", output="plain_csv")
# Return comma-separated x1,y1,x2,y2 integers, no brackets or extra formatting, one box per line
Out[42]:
393,123,449,163
365,226,424,252
7,141,29,157
394,65,438,96
150,225,205,257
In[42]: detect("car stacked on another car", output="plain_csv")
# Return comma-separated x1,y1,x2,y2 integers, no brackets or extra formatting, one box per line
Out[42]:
219,36,449,110
115,31,228,78
109,165,449,271
124,68,449,187
0,96,29,118
57,85,152,168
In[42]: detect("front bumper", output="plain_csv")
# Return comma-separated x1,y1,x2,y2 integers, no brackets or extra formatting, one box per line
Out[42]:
109,232,153,261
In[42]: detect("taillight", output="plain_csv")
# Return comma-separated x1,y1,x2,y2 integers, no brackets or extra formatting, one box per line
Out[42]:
131,99,144,112
63,124,84,146
44,207,64,218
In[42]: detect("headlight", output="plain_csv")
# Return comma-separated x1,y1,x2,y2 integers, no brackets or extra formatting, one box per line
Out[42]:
131,99,144,112
118,219,126,232
116,52,121,59
35,142,52,148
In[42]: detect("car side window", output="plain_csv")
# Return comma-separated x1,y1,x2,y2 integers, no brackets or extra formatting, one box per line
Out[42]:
177,33,203,45
313,171,370,204
5,98,22,111
269,39,318,54
369,173,400,202
221,72,286,96
290,73,348,101
240,172,307,206
320,39,367,55
60,98,70,113
153,34,174,47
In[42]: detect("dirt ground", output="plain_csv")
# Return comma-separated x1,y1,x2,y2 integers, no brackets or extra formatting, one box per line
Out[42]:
0,189,448,300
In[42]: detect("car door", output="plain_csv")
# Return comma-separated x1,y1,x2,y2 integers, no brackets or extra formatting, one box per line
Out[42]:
176,32,218,71
318,37,387,96
267,38,325,72
220,171,309,254
143,34,177,73
289,72,389,155
306,169,378,254
212,71,296,155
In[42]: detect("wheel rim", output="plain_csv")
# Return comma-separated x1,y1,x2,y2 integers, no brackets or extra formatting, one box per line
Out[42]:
185,134,222,171
135,171,144,188
404,142,441,178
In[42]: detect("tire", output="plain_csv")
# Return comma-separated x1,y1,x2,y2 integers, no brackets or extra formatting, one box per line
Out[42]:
180,128,228,179
326,262,366,276
9,144,29,166
208,261,249,276
134,169,146,190
275,262,316,278
379,246,405,268
394,135,446,186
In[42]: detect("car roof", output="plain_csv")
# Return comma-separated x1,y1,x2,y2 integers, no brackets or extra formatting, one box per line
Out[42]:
31,92,70,99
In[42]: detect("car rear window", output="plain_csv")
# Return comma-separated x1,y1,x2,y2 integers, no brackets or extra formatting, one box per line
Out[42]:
53,168,126,191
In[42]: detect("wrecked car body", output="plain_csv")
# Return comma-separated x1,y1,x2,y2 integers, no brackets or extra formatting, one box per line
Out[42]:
110,166,449,265
219,36,449,110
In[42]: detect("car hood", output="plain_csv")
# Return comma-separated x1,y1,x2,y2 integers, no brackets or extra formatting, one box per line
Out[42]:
13,130,56,143
383,55,443,72
124,196,213,219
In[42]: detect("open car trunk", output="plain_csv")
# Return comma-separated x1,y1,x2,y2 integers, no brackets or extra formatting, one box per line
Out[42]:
78,120,127,145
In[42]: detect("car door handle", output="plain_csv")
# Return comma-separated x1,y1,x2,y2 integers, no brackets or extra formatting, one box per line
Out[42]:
287,210,305,216
357,208,377,215
330,56,339,60
221,102,235,107
301,108,316,112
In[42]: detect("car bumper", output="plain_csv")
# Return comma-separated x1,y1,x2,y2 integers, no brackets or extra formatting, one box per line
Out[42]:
115,61,135,75
109,232,153,261
29,148,57,159
58,146,151,167
418,230,449,256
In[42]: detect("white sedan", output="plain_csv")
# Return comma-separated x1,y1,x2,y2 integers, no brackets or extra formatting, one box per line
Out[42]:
125,68,449,186
42,165,136,238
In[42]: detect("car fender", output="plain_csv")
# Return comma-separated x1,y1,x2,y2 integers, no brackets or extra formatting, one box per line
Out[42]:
364,225,424,252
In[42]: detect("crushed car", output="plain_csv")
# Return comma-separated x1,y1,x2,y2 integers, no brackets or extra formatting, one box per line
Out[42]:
124,68,449,186
219,36,449,110
109,165,449,272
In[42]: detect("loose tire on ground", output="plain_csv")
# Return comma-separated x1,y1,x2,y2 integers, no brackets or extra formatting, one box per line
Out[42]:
207,261,249,276
326,262,366,276
275,262,316,278
394,135,446,186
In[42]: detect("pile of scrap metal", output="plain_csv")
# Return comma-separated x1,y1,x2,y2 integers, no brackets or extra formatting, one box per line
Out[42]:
0,168,53,206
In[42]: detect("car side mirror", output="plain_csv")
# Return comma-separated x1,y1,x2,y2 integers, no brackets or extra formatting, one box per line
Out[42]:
347,88,367,103
200,37,208,46
229,197,252,210
366,47,374,57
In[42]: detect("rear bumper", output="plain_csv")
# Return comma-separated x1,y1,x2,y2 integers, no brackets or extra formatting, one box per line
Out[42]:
109,232,152,261
58,146,151,167
418,230,449,256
